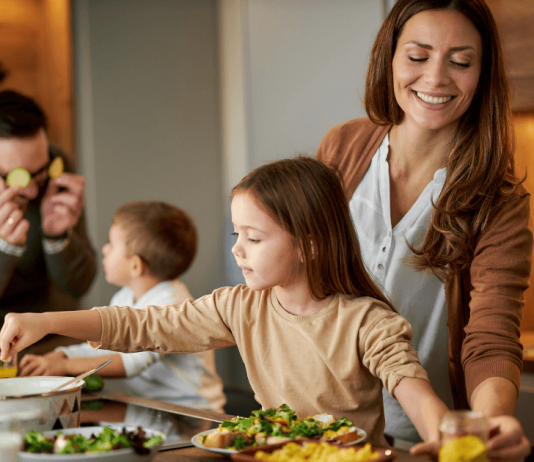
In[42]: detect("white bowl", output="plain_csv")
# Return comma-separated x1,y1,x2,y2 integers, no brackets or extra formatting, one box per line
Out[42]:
0,377,85,433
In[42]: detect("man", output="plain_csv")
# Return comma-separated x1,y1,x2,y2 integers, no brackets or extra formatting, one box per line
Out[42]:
0,90,96,324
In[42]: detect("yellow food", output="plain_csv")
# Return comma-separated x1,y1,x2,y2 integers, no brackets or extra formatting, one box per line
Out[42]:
439,435,487,462
254,442,380,462
0,366,17,377
48,157,64,179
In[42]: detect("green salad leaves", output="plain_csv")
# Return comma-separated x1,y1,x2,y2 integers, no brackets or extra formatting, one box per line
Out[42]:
23,426,163,455
216,404,356,450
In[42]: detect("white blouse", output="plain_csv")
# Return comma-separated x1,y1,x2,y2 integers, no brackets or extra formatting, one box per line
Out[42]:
349,134,453,442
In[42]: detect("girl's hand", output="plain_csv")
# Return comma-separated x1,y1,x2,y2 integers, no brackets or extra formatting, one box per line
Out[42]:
0,313,50,362
486,415,531,462
18,351,68,377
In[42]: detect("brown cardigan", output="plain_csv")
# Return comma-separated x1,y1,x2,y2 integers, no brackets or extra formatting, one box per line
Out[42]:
316,117,533,409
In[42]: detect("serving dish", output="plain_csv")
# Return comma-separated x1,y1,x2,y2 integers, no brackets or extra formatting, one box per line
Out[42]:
0,377,85,433
18,425,166,462
230,440,397,462
191,426,367,455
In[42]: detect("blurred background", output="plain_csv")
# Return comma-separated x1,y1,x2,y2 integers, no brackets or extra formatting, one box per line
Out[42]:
0,0,533,428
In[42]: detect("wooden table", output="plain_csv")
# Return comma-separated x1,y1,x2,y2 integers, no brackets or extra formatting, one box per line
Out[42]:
84,392,432,462
152,445,431,462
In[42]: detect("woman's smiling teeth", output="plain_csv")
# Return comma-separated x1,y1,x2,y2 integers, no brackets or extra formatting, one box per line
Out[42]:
415,91,453,104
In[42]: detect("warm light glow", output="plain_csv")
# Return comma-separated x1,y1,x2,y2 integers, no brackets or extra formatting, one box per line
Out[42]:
514,112,534,332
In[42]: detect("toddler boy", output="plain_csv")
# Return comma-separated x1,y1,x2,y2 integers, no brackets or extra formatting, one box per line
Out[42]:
19,201,226,412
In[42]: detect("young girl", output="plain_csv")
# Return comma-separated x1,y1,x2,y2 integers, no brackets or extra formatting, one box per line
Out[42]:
0,156,448,447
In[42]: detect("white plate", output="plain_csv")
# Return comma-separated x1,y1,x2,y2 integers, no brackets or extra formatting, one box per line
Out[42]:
19,425,166,462
191,426,367,454
340,427,367,445
191,429,237,455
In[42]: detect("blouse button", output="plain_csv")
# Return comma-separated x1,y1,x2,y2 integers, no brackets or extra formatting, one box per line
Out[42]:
378,264,384,270
382,247,386,252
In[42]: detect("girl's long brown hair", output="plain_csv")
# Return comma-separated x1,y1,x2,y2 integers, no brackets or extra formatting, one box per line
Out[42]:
365,0,521,281
231,156,394,311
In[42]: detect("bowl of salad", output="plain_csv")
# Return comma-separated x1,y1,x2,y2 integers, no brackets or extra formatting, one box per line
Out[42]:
19,425,166,462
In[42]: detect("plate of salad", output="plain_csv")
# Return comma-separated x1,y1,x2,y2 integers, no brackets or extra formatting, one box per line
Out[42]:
191,404,366,454
19,425,166,462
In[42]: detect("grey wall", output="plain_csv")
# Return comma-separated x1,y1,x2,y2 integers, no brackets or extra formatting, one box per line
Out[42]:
74,0,225,307
245,0,383,168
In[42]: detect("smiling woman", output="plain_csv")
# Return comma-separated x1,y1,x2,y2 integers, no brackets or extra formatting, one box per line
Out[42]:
391,9,482,135
316,0,532,458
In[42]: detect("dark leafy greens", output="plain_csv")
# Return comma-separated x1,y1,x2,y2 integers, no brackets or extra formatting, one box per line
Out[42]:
23,426,163,455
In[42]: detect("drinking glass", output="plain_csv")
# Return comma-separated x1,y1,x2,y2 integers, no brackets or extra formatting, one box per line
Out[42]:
0,353,18,378
439,411,488,462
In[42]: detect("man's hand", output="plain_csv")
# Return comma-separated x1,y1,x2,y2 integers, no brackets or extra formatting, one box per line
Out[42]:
41,172,85,238
0,185,29,246
19,350,68,377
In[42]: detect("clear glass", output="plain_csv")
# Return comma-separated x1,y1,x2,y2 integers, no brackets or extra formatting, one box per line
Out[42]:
439,411,489,462
0,353,17,378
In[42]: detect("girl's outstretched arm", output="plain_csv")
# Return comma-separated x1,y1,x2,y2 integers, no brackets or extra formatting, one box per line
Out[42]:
0,310,102,362
394,376,448,451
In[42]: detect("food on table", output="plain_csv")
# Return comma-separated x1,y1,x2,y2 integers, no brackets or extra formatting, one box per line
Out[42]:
439,435,487,462
23,426,163,455
83,374,104,392
253,441,380,462
48,156,64,179
200,404,363,451
6,167,31,188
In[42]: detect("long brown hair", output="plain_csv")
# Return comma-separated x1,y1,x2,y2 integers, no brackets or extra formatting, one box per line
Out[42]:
365,0,520,280
231,156,394,310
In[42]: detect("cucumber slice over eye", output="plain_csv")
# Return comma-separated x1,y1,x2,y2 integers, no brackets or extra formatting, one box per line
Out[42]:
48,156,64,179
6,168,31,188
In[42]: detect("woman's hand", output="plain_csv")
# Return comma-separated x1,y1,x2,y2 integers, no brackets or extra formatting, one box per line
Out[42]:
410,416,532,462
18,350,68,377
486,415,531,462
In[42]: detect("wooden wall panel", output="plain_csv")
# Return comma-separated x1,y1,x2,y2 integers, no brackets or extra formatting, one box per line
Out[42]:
514,112,534,332
487,0,534,111
0,0,73,157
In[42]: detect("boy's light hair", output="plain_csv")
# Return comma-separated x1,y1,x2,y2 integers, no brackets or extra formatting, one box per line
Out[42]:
113,201,197,281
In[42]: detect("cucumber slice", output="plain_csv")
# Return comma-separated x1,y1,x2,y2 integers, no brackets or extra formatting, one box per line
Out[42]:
6,168,31,188
48,156,64,179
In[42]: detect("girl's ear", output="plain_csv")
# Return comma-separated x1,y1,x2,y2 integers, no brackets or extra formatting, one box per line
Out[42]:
298,237,315,263
129,255,145,278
